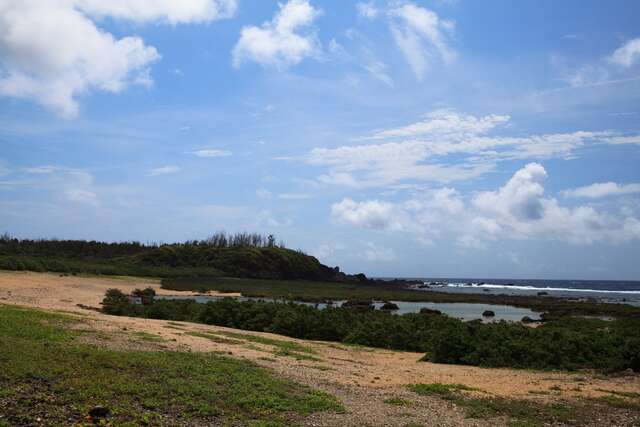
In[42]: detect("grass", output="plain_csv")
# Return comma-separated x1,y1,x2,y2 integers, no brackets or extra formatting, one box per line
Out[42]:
407,383,584,426
384,397,414,407
187,330,321,361
596,388,640,399
219,331,317,355
0,304,343,426
185,331,244,345
593,395,640,411
407,383,477,398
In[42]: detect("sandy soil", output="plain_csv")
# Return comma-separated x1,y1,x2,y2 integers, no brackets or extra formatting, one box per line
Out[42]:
1,270,639,426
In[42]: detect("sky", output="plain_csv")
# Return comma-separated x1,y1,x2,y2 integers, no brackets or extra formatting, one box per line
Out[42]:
1,0,640,280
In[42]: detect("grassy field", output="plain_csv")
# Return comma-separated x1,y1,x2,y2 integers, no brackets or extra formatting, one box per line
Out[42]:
161,276,640,319
405,383,640,427
0,304,342,426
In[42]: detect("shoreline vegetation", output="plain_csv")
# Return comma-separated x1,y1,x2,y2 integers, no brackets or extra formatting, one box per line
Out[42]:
101,288,640,373
3,233,640,374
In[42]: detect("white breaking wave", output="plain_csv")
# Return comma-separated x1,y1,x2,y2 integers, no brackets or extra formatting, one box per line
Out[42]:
432,283,640,295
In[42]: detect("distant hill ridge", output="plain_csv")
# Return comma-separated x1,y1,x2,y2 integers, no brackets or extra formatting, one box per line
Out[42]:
0,233,364,282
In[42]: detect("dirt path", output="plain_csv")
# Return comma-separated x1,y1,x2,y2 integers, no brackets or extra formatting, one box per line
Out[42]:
1,270,639,426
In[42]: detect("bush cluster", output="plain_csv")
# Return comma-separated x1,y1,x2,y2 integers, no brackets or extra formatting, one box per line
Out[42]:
102,295,640,372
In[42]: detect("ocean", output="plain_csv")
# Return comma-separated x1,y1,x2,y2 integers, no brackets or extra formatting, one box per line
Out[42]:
405,278,640,306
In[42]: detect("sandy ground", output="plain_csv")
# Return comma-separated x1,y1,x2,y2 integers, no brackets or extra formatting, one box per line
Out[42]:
1,270,639,426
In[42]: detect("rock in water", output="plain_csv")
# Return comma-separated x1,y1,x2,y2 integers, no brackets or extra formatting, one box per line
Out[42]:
380,302,399,311
482,310,495,317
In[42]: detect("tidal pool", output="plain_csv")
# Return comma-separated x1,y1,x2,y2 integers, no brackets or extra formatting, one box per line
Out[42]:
156,295,541,322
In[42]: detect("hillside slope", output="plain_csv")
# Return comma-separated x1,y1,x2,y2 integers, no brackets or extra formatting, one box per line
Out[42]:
0,236,342,280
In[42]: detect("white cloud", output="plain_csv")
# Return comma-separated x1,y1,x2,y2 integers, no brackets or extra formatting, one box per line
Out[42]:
65,188,99,206
278,193,312,200
606,135,640,145
0,1,235,118
360,242,396,262
563,182,640,199
24,166,61,174
609,38,640,68
147,165,180,176
306,110,608,188
312,242,345,261
232,0,321,68
256,188,273,200
330,163,640,247
366,109,509,140
331,198,402,231
388,3,456,80
467,163,640,245
74,0,237,24
364,61,394,87
191,149,232,158
357,2,378,19
474,163,547,221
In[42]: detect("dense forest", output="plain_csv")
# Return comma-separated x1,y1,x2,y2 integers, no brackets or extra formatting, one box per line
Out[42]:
0,233,343,281
103,289,640,373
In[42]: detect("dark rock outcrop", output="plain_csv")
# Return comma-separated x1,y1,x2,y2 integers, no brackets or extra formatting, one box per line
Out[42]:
380,302,399,311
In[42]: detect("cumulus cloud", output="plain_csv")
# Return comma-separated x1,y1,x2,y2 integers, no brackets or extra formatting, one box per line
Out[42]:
388,3,456,80
330,163,640,247
609,38,640,68
147,165,181,176
306,109,610,188
232,0,321,68
0,0,235,118
191,149,232,158
474,163,547,221
563,182,640,199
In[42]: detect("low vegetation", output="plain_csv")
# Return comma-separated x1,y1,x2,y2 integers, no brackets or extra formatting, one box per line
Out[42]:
0,304,343,426
102,292,640,372
407,383,584,426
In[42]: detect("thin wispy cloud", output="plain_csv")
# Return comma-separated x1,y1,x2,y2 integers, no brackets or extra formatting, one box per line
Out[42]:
191,149,232,158
563,182,640,199
388,3,457,80
147,166,181,176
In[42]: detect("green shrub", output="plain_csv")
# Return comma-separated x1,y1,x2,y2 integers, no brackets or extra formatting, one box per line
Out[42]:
101,291,640,372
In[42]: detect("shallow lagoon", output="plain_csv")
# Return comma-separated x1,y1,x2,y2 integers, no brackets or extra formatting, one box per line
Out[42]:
156,295,541,322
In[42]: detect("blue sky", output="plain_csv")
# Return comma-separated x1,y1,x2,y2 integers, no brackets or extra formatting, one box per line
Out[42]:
1,0,640,280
